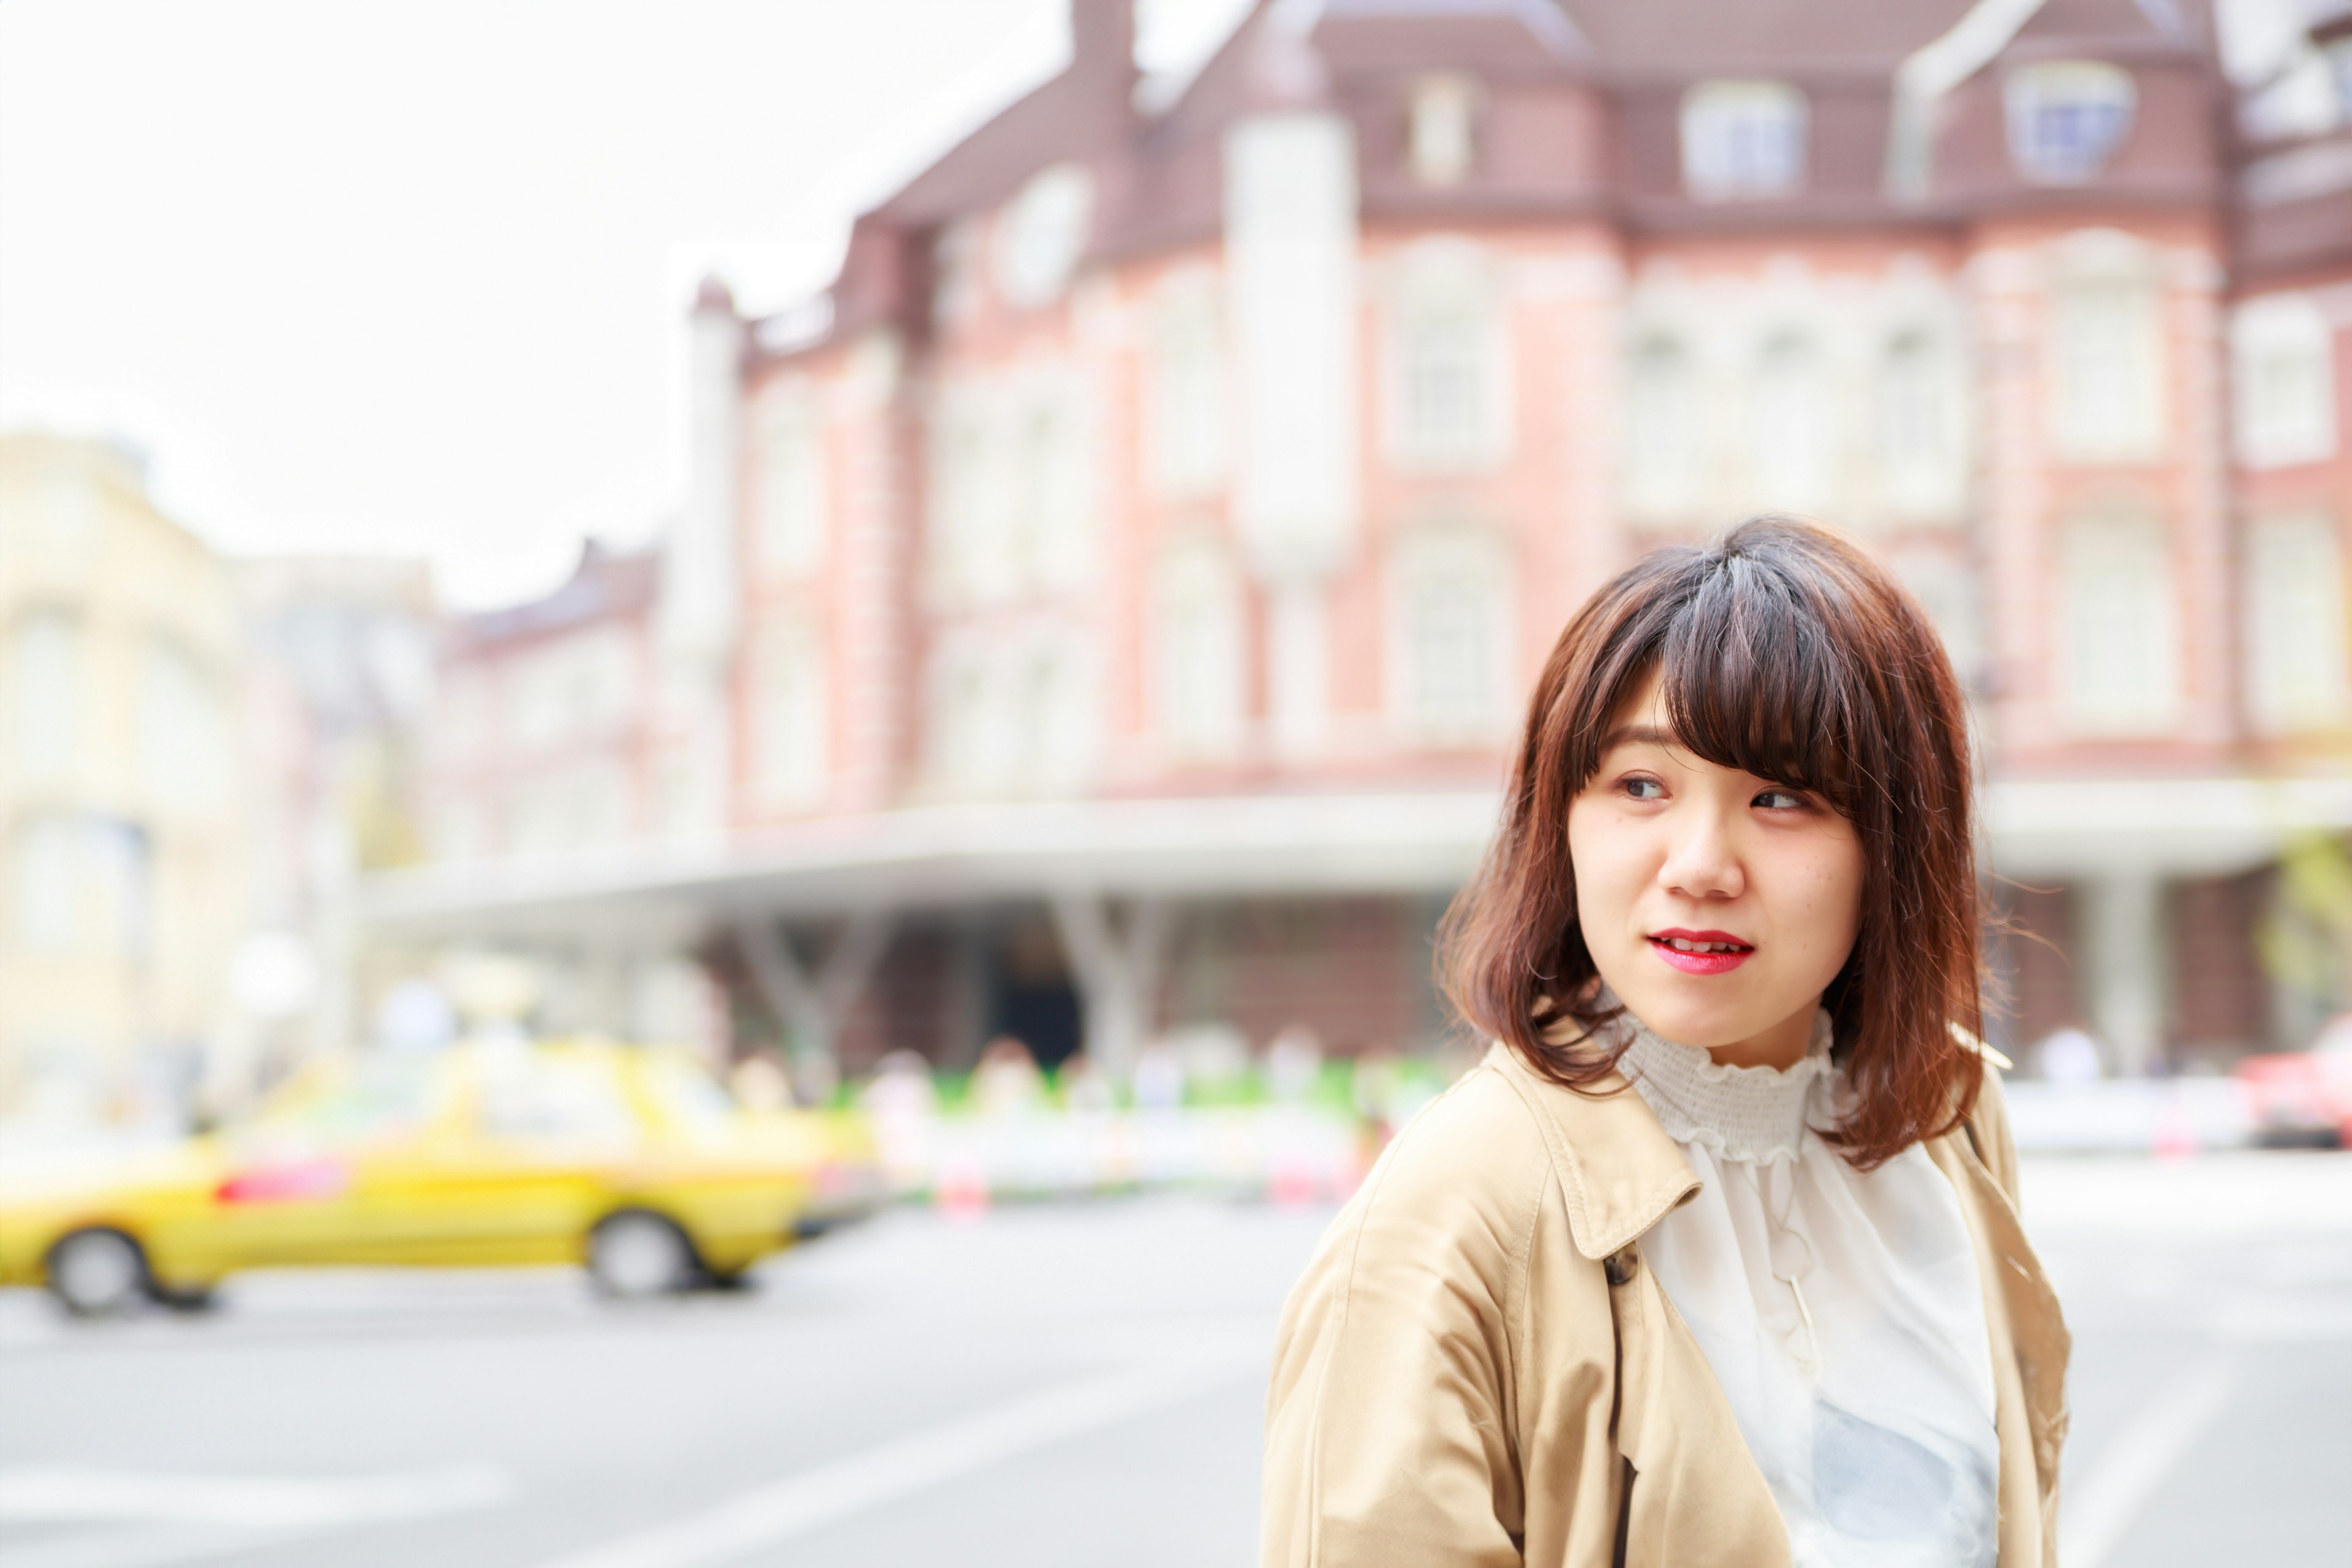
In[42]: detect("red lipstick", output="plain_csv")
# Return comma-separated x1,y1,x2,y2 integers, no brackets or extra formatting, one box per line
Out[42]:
1647,928,1754,976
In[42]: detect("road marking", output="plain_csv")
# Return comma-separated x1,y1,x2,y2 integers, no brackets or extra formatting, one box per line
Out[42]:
0,1464,514,1568
2058,1353,2237,1568
537,1353,1254,1568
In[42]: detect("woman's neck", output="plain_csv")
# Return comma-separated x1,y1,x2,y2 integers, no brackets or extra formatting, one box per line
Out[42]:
1698,995,1823,1072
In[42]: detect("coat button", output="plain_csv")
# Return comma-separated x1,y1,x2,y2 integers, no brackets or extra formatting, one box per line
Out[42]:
1605,1248,1638,1286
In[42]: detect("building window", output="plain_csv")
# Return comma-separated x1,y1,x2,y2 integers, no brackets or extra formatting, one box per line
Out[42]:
1388,244,1506,470
929,394,1020,605
2233,294,2339,470
1020,390,1094,591
1879,331,1965,516
2006,62,2137,185
929,646,1016,796
1625,334,1702,520
1153,542,1246,760
1393,531,1512,742
752,614,829,809
1892,551,1985,690
1751,333,1831,512
137,638,232,813
1146,273,1229,496
1406,74,1478,186
509,629,633,754
993,162,1093,309
2049,262,2165,462
1023,640,1098,794
9,611,80,785
755,391,827,577
1681,81,1806,202
2054,513,2178,734
2247,512,2351,735
12,814,147,957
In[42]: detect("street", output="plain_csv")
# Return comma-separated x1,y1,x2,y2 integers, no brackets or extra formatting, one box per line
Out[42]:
4,1153,2350,1568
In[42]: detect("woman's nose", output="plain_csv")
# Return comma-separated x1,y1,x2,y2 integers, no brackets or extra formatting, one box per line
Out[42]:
1657,810,1744,900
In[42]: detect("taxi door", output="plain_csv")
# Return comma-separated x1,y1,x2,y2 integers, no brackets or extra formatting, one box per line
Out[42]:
205,1052,456,1267
360,1044,644,1266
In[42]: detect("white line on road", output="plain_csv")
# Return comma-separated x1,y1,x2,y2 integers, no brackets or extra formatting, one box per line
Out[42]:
2058,1353,2237,1568
536,1352,1256,1568
0,1463,514,1568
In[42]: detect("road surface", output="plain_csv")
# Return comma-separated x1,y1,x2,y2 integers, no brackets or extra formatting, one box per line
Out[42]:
4,1153,2348,1567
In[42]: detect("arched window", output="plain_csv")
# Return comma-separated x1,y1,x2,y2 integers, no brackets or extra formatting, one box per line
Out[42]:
2055,513,2178,734
1153,541,1246,759
993,163,1093,309
1625,334,1701,521
2049,239,2166,462
2246,511,2351,734
1146,273,1228,496
1406,74,1479,186
752,613,829,810
1392,530,1512,743
1879,331,1964,516
1388,243,1506,470
1751,333,1830,511
754,388,827,578
2233,294,2339,470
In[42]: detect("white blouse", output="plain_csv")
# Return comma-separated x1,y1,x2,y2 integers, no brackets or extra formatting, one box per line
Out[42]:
1619,1009,2000,1568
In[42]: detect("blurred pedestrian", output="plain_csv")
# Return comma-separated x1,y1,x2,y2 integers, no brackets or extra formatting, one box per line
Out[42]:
970,1036,1044,1118
1264,520,2064,1567
2037,1024,2103,1085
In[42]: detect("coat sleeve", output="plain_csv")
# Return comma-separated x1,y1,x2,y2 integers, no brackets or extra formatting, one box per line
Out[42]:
1260,1077,1542,1567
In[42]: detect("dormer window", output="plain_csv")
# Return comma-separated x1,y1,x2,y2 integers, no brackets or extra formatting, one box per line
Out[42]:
1681,81,1806,202
1406,74,1479,186
993,163,1093,309
2005,62,2136,184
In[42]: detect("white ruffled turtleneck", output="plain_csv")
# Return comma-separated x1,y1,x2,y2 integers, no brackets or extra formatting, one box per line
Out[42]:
1618,1009,2000,1568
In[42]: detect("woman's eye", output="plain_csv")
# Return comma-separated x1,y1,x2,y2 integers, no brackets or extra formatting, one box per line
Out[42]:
1623,777,1665,801
1754,788,1804,810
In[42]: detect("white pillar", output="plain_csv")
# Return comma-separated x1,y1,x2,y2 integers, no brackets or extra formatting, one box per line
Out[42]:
2082,870,2165,1077
1049,895,1174,1084
656,279,744,842
736,911,894,1098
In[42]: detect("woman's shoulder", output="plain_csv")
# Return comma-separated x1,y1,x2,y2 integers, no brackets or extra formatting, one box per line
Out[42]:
1345,1051,1566,1247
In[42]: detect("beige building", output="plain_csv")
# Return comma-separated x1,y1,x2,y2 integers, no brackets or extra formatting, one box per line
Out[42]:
0,434,250,1120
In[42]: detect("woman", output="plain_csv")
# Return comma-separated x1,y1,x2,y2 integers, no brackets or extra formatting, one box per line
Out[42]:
1261,519,2067,1567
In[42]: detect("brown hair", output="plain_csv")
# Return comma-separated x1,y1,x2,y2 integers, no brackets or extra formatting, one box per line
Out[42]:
1437,516,1983,1168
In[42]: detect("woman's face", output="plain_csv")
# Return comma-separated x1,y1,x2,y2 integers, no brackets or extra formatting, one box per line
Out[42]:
1566,673,1864,1068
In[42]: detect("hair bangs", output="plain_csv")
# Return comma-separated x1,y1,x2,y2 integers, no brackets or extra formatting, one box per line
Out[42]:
1654,556,1860,813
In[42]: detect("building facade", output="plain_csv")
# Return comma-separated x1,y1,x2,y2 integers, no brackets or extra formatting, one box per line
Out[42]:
371,0,2352,1085
0,435,252,1118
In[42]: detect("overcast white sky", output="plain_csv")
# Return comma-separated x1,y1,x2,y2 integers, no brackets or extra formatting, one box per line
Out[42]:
0,0,1255,606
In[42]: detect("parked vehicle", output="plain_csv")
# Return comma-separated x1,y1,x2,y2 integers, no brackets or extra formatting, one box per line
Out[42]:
0,1039,882,1316
2236,1029,2352,1149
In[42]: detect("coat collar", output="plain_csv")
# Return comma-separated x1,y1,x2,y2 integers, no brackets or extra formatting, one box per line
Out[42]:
1481,1041,1702,1260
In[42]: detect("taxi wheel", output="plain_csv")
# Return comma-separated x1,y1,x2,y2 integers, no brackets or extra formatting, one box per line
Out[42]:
47,1229,149,1317
587,1211,696,1299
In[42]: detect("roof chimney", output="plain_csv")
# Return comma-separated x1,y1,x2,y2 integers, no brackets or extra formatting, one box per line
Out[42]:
1071,0,1138,92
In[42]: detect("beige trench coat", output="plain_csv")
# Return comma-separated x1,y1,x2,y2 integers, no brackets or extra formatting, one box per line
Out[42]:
1262,1041,2069,1567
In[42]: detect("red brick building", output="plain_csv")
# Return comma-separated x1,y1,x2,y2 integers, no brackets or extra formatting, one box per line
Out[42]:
376,0,2352,1084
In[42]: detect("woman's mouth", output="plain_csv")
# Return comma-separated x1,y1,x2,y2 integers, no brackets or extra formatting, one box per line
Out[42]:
1647,930,1754,976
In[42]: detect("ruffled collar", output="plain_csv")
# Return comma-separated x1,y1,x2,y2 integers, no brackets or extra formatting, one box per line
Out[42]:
1617,1006,1834,1165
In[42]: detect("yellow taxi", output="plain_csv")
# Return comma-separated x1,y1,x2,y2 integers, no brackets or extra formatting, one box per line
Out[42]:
0,1038,883,1315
